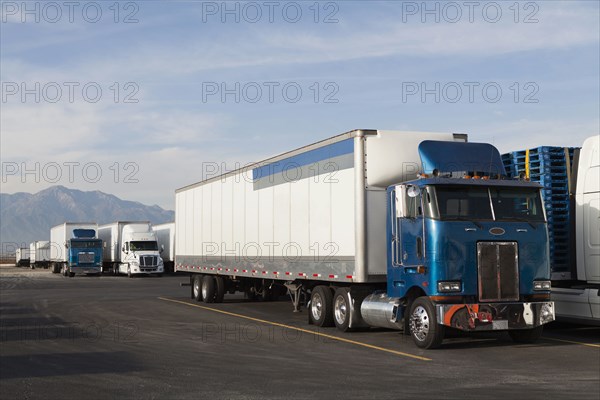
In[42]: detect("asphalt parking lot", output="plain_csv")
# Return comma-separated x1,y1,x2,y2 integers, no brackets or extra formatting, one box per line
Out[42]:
1,265,599,400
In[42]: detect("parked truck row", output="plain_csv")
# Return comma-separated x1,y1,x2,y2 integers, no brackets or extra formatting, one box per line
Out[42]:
18,221,171,278
13,129,596,349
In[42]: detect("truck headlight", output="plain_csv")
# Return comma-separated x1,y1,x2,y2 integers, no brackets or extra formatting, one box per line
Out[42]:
437,281,462,293
533,280,551,290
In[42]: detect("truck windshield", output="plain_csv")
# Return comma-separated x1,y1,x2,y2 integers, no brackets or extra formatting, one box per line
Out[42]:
130,241,158,251
71,240,102,249
490,188,545,222
433,186,545,222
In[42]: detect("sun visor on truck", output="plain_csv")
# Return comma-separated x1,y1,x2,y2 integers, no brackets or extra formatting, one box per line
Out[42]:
72,229,96,239
418,140,506,176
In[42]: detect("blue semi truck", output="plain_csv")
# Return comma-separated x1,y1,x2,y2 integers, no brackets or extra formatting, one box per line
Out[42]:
50,223,103,277
176,130,555,348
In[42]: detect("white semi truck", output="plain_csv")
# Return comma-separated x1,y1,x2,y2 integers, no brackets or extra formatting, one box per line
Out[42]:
153,222,175,274
98,221,164,277
49,222,103,277
552,136,600,324
15,247,30,268
29,241,50,269
176,129,555,348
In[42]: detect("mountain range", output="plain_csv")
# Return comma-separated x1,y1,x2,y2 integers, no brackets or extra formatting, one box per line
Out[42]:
1,186,174,249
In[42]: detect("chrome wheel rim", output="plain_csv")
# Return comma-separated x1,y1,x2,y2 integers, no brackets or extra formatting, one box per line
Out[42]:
334,295,347,326
410,305,430,342
311,292,323,321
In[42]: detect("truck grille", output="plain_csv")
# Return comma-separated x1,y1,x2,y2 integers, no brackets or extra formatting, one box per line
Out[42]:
477,242,519,302
140,255,158,267
78,252,95,264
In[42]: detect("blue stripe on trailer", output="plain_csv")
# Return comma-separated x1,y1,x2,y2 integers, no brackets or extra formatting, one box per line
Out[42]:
252,139,354,181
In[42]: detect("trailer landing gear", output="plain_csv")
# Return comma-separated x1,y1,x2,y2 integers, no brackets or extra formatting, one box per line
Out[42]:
284,282,303,313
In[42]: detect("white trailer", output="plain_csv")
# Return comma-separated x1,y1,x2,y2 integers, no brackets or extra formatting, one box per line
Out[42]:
153,222,175,273
551,135,600,324
50,222,103,276
175,129,463,302
15,247,30,267
29,241,50,269
98,221,164,277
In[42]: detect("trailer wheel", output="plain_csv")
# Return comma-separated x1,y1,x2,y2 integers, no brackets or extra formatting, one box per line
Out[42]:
409,297,444,349
309,286,334,327
202,276,216,303
509,326,543,343
192,275,203,302
333,287,352,332
214,276,225,303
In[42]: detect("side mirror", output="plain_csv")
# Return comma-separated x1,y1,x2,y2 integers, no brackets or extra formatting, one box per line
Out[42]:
395,185,408,218
160,245,164,254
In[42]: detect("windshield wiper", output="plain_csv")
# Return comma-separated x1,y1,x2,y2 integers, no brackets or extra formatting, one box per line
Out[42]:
443,217,483,229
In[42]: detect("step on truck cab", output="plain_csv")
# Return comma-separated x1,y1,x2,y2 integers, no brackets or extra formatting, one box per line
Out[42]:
176,130,554,348
98,221,164,277
50,223,103,277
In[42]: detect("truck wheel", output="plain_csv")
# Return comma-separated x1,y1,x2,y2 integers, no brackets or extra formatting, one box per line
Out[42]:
202,276,216,303
409,297,444,349
309,286,334,327
509,326,543,343
214,276,225,303
69,272,75,278
192,275,203,302
333,287,352,332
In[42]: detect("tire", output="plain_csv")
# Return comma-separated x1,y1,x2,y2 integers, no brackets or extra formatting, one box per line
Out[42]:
509,326,543,343
214,276,225,303
333,287,352,332
409,297,445,349
192,275,203,302
113,264,119,276
69,272,75,278
202,275,216,303
309,286,334,327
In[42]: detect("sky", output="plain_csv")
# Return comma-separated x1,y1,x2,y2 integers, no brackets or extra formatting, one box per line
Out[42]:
1,0,599,210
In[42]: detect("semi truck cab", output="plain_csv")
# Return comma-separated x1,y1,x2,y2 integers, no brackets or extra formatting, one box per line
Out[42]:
378,141,555,348
65,228,103,275
118,225,164,276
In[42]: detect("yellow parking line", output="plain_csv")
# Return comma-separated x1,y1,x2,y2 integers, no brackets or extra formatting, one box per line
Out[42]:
158,297,431,362
543,337,600,348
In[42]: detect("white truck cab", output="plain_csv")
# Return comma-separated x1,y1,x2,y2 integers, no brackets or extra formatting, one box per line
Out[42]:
99,221,164,277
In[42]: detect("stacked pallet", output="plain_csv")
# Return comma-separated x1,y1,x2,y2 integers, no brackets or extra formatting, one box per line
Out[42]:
501,146,578,273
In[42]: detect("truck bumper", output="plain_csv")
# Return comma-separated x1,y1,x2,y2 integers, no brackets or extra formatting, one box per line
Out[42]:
70,267,102,275
436,302,555,331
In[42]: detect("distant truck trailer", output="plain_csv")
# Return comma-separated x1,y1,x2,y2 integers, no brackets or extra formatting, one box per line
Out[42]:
29,241,50,269
15,247,30,268
153,222,175,274
49,222,103,277
98,221,164,277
